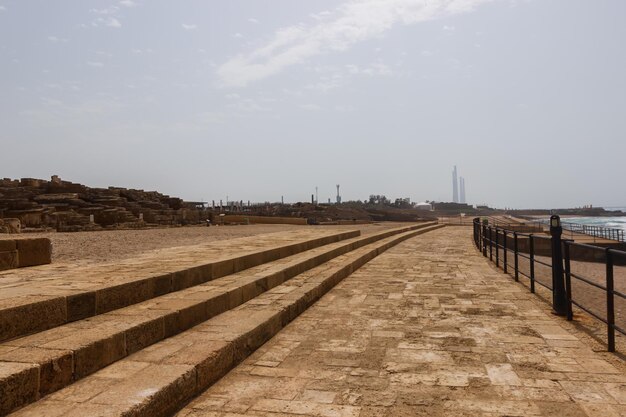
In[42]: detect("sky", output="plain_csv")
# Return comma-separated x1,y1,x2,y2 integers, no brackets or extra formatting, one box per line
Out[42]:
1,0,625,209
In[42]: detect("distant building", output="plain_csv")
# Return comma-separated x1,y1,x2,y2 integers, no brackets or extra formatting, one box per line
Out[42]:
460,177,466,204
416,202,433,211
452,166,459,203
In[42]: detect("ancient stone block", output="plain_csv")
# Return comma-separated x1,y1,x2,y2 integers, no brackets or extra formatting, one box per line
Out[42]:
66,291,96,322
0,298,67,342
0,239,17,251
95,277,168,314
234,252,265,272
171,266,209,292
16,238,52,267
0,362,39,415
72,332,126,378
155,299,207,337
125,318,165,355
163,340,234,391
212,259,235,278
0,250,19,271
0,347,74,396
205,292,229,320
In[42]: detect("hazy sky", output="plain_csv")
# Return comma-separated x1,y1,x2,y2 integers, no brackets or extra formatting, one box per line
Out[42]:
1,0,625,209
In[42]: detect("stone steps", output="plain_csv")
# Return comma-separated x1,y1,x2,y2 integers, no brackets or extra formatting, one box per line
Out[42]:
0,229,361,343
0,223,434,414
6,224,443,417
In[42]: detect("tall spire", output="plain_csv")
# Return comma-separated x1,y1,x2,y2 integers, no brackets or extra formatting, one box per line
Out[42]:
452,166,459,203
460,177,466,204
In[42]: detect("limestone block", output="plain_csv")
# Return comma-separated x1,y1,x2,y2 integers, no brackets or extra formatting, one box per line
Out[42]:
0,297,67,342
125,318,166,355
95,275,170,314
66,291,96,322
0,361,39,415
0,347,74,396
171,267,208,292
69,332,126,378
16,238,51,267
212,259,235,278
0,250,19,271
0,239,17,251
162,340,234,391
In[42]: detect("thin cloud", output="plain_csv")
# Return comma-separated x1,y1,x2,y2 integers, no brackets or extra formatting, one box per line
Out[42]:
119,0,137,7
87,61,104,67
248,18,259,24
345,63,392,76
182,23,198,31
47,36,69,43
107,18,122,28
0,5,6,12
217,0,495,87
90,7,119,15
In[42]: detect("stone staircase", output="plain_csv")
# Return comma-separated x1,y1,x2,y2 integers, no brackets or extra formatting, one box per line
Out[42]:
0,223,443,416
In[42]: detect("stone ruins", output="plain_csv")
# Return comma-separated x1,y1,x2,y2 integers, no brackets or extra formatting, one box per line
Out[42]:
0,176,207,232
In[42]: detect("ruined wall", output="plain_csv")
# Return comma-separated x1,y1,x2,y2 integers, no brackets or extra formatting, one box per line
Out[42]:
0,176,209,232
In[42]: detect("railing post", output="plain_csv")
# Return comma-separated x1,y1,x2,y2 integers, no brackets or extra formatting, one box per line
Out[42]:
482,221,488,257
529,234,535,293
550,215,567,316
489,227,493,261
564,241,573,321
503,230,508,274
514,232,519,281
473,219,479,248
495,228,500,268
607,248,615,352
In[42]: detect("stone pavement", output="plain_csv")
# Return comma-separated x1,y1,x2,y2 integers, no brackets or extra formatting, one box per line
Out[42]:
177,227,626,417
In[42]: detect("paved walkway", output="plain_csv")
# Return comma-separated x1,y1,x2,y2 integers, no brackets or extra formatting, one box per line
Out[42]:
177,227,626,417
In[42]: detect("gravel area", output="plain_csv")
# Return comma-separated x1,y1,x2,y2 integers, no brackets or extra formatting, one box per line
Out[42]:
11,223,406,264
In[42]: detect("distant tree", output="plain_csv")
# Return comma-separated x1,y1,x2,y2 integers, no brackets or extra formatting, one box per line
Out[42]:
368,194,390,205
393,198,412,209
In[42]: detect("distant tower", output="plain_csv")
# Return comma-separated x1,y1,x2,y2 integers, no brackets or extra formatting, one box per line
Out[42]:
315,186,318,205
452,166,459,203
460,177,466,204
336,184,341,204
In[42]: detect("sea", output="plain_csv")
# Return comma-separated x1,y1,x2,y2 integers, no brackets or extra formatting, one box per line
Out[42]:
561,207,626,232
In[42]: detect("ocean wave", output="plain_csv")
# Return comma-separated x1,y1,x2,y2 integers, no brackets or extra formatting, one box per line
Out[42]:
562,217,626,232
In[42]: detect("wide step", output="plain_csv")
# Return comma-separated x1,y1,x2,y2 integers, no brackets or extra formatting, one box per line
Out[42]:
8,224,443,417
0,229,359,343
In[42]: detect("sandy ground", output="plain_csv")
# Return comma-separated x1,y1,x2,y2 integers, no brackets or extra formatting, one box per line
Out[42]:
11,222,407,264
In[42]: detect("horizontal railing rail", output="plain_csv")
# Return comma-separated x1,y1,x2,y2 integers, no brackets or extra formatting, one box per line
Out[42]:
473,217,626,352
533,218,625,242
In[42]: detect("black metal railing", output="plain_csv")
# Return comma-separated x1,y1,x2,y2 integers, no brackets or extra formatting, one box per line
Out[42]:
533,218,625,242
473,217,626,352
